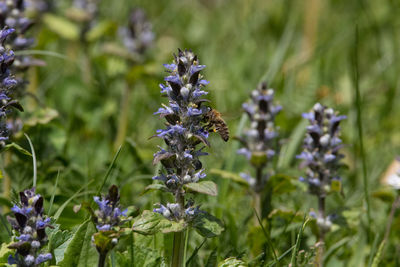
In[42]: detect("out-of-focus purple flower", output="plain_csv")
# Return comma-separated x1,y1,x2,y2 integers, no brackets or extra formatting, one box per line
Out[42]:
237,82,281,192
119,8,154,56
297,103,346,197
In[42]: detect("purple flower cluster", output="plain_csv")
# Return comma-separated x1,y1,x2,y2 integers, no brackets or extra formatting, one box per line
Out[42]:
0,0,39,71
0,27,18,147
7,188,53,266
93,185,128,231
237,82,282,192
152,49,215,221
297,103,346,197
119,8,154,56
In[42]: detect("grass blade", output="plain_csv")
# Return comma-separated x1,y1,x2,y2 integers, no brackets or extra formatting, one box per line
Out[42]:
96,145,122,195
352,25,372,235
254,208,278,263
24,134,37,187
48,169,60,215
290,215,309,267
53,180,94,221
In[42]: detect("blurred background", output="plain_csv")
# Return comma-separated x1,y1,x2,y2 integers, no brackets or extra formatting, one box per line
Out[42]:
1,0,400,265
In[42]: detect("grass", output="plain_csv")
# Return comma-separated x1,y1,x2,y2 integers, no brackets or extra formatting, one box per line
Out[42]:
1,0,400,265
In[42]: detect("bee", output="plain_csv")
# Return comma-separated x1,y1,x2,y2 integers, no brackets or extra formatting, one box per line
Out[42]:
203,108,229,142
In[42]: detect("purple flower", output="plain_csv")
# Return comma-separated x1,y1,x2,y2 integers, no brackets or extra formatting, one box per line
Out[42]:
35,253,52,265
187,107,202,116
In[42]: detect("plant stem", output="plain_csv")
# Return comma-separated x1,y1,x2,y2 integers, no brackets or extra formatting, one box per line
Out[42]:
114,82,132,151
2,151,12,212
316,196,325,267
172,192,185,267
98,252,107,267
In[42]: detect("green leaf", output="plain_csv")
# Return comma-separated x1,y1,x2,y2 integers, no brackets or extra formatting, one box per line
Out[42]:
184,181,218,196
43,14,80,40
1,143,32,156
141,184,168,195
132,211,186,235
218,257,247,267
250,152,268,168
210,169,248,186
24,108,59,127
85,21,114,42
193,212,224,238
47,224,73,263
0,242,13,264
59,220,97,267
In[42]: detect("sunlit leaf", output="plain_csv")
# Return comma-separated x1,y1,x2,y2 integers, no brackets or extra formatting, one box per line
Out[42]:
184,181,218,196
43,14,80,40
132,210,186,235
218,257,247,267
193,212,224,238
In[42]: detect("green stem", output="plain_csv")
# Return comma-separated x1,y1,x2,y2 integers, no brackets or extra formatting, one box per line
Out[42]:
98,252,107,267
172,192,185,267
2,152,11,212
316,196,325,267
114,82,132,151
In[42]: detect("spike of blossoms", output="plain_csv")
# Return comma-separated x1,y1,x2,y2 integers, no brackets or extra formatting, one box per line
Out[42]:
0,0,43,137
297,103,346,231
93,185,128,232
237,82,282,192
7,188,53,266
0,27,18,148
152,49,218,221
119,8,154,56
0,0,39,72
92,185,128,266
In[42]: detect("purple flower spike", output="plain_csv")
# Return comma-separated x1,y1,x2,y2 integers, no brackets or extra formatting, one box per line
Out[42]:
297,103,346,197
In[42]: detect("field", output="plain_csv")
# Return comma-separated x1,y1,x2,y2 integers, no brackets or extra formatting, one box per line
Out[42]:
1,0,400,266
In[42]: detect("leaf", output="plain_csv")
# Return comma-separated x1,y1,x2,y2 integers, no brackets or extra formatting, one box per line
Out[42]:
193,212,224,238
0,242,13,264
1,143,32,156
184,181,218,196
205,249,217,267
47,224,73,263
267,174,298,194
218,257,247,267
85,21,114,42
24,108,59,127
268,209,304,222
210,169,248,186
43,14,80,40
141,184,168,195
59,220,97,267
132,210,186,235
250,152,268,168
372,189,395,203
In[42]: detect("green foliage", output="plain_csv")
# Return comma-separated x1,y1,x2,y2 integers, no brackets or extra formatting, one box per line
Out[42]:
58,220,97,267
1,0,400,265
132,210,186,235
